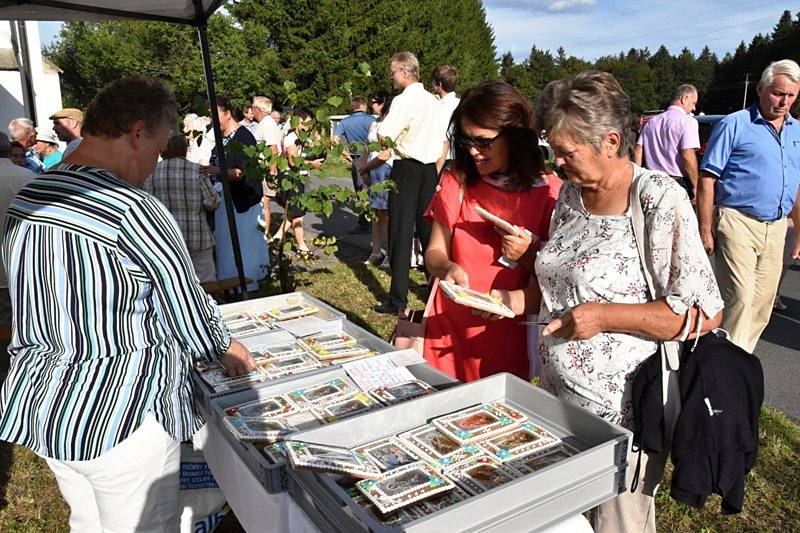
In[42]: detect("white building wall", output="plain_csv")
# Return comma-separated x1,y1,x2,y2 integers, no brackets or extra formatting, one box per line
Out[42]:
0,21,63,134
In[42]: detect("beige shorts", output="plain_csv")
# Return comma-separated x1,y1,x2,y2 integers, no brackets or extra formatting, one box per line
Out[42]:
263,178,276,198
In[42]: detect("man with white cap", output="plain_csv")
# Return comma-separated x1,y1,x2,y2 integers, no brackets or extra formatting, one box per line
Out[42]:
34,128,62,168
49,107,83,159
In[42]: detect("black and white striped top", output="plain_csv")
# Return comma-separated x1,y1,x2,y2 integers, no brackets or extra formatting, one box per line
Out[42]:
0,165,230,461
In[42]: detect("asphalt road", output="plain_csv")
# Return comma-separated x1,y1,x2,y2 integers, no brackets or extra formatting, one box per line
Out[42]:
756,262,800,422
287,175,800,422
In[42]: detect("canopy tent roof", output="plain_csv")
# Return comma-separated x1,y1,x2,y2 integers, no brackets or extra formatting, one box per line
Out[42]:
0,0,251,295
0,0,226,24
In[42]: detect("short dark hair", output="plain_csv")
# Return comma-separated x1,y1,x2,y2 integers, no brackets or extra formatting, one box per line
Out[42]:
432,65,458,93
0,132,10,158
163,135,188,159
294,108,313,120
369,91,394,119
216,96,237,117
451,81,544,191
351,96,367,108
82,77,177,139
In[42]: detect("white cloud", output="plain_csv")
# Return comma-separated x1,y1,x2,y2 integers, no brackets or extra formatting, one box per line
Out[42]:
486,0,597,13
485,2,789,62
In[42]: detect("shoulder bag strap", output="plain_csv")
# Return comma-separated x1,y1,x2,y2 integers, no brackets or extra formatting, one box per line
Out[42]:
628,173,681,371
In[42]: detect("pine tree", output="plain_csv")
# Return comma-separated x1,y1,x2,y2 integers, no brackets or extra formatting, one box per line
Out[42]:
648,45,676,108
46,0,498,112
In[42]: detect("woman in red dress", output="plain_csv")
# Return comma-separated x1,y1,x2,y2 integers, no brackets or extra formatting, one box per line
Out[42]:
423,82,561,382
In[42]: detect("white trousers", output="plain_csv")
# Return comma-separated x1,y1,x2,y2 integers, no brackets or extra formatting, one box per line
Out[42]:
190,246,217,283
45,413,181,533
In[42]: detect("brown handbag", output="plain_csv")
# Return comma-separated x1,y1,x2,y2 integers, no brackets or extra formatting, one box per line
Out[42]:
390,278,439,355
390,173,463,354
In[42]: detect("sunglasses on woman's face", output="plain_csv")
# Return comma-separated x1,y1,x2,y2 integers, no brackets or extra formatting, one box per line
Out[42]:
456,131,503,149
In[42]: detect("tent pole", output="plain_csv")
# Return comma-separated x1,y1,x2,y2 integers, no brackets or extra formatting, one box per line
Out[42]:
195,22,250,299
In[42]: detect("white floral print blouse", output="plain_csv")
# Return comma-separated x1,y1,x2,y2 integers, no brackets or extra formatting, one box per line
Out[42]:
536,165,723,429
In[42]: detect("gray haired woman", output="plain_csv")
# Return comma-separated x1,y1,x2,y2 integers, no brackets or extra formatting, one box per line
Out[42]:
535,71,724,532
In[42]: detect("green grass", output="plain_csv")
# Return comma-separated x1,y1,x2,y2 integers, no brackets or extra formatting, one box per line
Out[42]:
656,407,800,532
1,257,797,531
0,443,69,532
318,154,352,181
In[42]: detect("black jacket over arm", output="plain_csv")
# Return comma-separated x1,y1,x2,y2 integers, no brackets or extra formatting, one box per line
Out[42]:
670,331,764,514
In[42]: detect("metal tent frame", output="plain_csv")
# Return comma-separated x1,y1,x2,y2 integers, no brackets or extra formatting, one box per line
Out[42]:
0,0,250,296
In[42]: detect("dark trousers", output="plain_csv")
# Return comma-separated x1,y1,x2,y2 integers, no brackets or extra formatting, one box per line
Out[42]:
671,175,695,201
387,159,438,308
351,154,369,227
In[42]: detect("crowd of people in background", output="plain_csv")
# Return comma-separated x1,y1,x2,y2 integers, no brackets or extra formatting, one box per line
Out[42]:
0,50,797,532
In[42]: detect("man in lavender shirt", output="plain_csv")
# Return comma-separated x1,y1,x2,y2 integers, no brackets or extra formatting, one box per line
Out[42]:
634,84,700,200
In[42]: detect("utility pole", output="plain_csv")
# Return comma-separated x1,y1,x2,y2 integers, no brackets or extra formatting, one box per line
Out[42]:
742,73,750,109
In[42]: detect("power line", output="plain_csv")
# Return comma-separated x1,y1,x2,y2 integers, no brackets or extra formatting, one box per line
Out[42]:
566,0,785,55
499,0,675,45
648,14,786,51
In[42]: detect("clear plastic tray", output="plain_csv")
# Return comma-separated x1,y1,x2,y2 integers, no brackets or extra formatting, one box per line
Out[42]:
287,373,630,532
207,363,460,494
194,320,398,410
218,291,346,325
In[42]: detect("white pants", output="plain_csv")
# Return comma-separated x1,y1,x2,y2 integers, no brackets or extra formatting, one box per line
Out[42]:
45,413,181,533
190,247,217,283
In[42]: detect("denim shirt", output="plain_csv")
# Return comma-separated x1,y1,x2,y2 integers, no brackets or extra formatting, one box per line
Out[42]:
700,105,800,221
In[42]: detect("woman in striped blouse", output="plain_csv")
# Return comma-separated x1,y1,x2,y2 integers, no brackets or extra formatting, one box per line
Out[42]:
0,78,255,531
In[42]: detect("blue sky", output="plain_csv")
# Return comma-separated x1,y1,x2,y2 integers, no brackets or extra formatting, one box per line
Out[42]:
485,0,795,61
39,1,795,62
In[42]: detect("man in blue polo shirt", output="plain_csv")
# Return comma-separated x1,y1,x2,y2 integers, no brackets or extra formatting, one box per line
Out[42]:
334,96,375,232
698,59,800,353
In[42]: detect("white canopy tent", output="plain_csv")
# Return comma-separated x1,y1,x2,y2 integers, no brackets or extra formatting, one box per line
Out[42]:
0,1,225,25
0,0,250,295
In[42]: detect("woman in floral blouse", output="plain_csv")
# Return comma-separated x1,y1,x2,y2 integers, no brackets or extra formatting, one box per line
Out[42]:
535,71,724,533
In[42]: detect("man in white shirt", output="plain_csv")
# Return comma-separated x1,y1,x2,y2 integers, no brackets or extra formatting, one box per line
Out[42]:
251,96,284,231
377,51,446,313
432,64,460,171
0,132,34,327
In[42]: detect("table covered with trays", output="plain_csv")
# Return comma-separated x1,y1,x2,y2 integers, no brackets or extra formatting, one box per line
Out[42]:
195,292,627,532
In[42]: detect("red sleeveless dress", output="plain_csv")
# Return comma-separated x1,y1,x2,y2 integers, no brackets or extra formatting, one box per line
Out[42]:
422,170,561,382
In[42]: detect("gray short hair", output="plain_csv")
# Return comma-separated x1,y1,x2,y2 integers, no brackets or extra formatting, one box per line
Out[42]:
543,70,634,158
0,132,10,158
82,78,177,139
534,80,559,136
251,96,273,114
8,118,34,142
674,84,697,101
760,59,800,87
390,51,420,80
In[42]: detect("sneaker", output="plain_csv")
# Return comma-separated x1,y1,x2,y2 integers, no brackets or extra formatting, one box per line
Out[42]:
364,252,385,265
373,302,402,314
347,225,371,235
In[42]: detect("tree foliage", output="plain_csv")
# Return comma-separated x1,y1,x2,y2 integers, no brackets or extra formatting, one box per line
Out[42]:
45,0,498,113
498,9,800,115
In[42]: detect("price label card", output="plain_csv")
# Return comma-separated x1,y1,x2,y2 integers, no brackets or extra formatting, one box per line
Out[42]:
277,316,331,338
342,353,416,391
